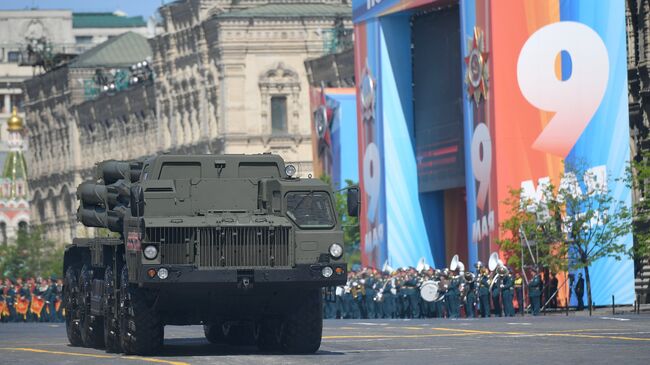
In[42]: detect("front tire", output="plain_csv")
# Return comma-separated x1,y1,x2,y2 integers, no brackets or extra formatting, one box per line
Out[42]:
280,289,323,354
256,320,281,352
64,266,83,347
119,266,163,355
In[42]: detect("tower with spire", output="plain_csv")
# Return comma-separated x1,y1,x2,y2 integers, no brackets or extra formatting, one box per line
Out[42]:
0,107,30,244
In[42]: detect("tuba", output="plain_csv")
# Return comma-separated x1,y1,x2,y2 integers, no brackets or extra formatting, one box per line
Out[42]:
450,254,465,274
488,252,507,290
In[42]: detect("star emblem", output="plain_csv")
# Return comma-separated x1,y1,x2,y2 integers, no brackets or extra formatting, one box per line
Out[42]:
464,27,489,104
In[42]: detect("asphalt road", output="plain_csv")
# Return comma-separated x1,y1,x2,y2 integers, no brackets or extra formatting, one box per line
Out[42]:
1,315,649,365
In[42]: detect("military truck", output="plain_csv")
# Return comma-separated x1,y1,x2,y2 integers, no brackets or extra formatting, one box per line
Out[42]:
63,154,357,355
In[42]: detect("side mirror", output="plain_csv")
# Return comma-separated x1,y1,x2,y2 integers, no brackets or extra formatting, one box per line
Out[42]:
347,187,360,217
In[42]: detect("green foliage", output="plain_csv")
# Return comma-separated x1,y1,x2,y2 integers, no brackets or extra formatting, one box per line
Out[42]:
320,175,361,268
0,226,63,279
629,151,650,261
496,162,634,310
496,188,566,273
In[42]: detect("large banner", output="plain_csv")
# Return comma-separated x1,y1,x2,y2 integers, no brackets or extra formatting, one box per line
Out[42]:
355,20,387,268
353,0,634,303
488,0,633,305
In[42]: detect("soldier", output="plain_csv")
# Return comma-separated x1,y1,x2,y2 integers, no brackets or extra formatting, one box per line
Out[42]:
53,278,64,322
403,273,421,318
364,273,377,319
446,269,461,319
464,273,477,318
574,272,585,311
33,278,51,322
383,277,397,318
529,269,543,315
514,272,524,315
490,272,502,317
549,273,558,309
501,270,515,317
478,268,490,318
435,270,447,318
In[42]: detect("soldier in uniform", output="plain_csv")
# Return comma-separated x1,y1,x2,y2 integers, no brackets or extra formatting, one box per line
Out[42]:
478,268,490,317
436,270,447,318
446,269,461,319
383,277,397,318
33,278,51,322
351,280,365,318
514,272,524,315
464,273,477,318
3,278,16,322
549,273,559,309
501,270,515,317
53,278,64,322
574,272,585,311
490,271,502,317
528,269,543,315
364,273,377,319
403,273,421,318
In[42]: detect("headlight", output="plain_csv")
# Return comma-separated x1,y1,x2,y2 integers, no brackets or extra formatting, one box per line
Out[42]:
329,243,343,259
285,164,296,177
143,245,158,260
157,268,169,280
321,266,333,278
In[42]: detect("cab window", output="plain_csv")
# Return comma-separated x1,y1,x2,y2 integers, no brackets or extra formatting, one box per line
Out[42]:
285,191,335,229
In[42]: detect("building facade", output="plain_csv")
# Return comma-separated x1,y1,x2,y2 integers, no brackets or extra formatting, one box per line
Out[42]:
24,32,155,243
626,0,650,303
150,0,352,173
24,0,352,244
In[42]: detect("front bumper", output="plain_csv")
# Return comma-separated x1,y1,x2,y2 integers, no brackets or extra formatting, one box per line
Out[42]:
138,263,347,288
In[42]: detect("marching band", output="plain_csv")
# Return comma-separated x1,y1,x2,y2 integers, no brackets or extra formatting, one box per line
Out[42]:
324,252,546,319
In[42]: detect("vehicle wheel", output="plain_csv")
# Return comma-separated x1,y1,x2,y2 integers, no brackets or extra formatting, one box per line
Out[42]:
281,289,323,354
103,265,121,353
79,265,104,348
223,323,256,346
64,265,83,347
256,320,281,352
119,266,163,355
203,323,225,344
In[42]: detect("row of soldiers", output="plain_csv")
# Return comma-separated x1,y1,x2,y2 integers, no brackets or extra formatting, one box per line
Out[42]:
324,262,548,319
0,277,65,322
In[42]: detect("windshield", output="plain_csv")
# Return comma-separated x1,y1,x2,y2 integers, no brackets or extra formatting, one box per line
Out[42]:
285,191,335,229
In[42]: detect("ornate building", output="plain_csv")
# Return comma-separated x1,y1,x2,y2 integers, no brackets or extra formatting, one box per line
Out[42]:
24,32,156,243
151,0,352,172
23,0,352,244
0,108,30,244
626,0,650,303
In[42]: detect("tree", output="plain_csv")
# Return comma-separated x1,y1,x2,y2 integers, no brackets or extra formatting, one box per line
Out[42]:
629,151,650,262
497,162,634,312
496,188,566,274
321,175,361,268
0,226,63,279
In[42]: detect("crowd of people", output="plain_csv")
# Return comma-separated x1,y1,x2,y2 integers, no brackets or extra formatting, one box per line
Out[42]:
0,277,64,322
324,262,585,319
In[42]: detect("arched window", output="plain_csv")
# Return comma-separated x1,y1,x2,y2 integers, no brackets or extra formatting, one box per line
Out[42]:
259,63,301,136
18,221,28,233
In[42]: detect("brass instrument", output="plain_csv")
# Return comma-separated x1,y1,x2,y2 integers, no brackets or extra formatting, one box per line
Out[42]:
488,252,508,291
373,278,389,302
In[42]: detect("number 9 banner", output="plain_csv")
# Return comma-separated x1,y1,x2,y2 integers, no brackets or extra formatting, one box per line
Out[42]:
481,0,634,305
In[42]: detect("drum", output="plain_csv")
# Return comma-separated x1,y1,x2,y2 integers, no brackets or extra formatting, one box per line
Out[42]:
419,280,440,302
